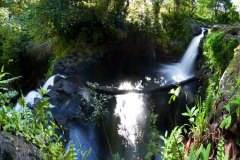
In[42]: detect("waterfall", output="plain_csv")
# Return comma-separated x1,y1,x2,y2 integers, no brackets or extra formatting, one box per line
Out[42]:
43,74,65,91
161,28,206,82
65,123,99,160
180,28,206,75
14,91,42,112
15,74,65,112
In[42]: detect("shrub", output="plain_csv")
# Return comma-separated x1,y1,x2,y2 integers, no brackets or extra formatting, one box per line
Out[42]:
204,31,238,76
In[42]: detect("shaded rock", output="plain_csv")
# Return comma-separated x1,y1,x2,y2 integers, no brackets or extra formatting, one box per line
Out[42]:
191,22,203,36
226,26,240,35
47,78,93,127
211,24,240,35
25,42,53,61
237,35,240,43
0,132,43,160
224,34,234,41
54,54,98,76
219,45,240,100
211,24,226,32
55,80,77,95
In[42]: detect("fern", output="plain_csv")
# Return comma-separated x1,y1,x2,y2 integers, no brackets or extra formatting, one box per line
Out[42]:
160,126,185,160
0,90,18,106
217,138,228,160
0,65,21,89
0,66,20,106
0,76,21,86
186,143,211,160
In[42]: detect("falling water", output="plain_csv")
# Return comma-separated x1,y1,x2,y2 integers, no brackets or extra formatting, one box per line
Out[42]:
161,28,206,82
43,74,65,91
65,123,99,160
14,91,42,112
15,74,65,112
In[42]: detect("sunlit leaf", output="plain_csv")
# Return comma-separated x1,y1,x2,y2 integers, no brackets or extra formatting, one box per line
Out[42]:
220,115,232,129
1,65,4,73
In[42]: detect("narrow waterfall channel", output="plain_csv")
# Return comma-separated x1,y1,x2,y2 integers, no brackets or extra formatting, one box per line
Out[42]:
161,28,206,82
14,29,206,159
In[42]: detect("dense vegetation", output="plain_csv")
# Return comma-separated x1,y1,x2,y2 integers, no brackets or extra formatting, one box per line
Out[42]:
148,27,240,159
0,0,240,159
0,0,239,74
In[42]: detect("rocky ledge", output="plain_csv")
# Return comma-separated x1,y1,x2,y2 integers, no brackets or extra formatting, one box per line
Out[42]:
0,132,43,160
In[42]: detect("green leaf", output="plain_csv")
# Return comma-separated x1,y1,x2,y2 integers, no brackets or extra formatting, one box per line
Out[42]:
193,108,199,116
190,106,196,114
186,106,191,115
1,65,4,73
236,107,240,116
220,115,232,129
237,78,240,87
189,117,195,122
224,104,231,112
182,112,189,117
0,72,10,80
204,143,211,159
230,99,240,105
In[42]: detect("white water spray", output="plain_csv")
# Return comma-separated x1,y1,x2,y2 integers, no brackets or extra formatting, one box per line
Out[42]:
43,74,65,92
14,91,42,112
14,74,65,112
161,28,206,82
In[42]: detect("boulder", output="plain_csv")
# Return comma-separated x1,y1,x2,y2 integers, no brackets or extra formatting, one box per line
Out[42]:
219,45,240,100
224,34,234,41
47,78,93,127
237,35,240,43
54,54,97,76
191,22,203,36
0,132,43,160
211,25,222,32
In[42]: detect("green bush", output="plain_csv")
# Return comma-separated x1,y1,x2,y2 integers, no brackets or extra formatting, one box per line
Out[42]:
162,12,191,42
0,16,31,74
204,31,238,75
36,0,127,43
0,68,77,159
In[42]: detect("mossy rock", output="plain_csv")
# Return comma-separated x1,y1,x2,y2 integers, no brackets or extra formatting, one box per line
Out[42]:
219,45,240,100
0,132,43,160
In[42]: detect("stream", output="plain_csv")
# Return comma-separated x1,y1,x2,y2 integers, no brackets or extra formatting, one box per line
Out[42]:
15,28,206,159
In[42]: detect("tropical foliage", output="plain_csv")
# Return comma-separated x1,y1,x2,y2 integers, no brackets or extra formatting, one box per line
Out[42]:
0,0,240,159
0,68,77,159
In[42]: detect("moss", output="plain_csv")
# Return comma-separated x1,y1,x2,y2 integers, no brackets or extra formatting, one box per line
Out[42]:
201,27,239,112
204,31,239,77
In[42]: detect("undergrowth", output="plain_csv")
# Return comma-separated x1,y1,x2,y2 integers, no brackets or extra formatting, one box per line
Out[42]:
0,67,78,159
155,27,240,160
204,29,238,77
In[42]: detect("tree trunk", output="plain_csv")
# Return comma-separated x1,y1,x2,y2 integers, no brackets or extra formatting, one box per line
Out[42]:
94,76,198,95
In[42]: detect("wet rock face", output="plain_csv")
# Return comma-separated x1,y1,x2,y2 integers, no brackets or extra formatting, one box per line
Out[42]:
54,54,99,76
47,77,93,127
0,132,43,160
224,34,234,41
191,22,203,36
220,45,240,100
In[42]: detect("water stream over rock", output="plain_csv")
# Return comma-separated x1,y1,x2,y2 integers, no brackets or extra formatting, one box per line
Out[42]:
161,28,206,82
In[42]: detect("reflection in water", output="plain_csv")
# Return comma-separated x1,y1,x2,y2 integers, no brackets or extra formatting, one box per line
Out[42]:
114,82,147,148
66,123,99,160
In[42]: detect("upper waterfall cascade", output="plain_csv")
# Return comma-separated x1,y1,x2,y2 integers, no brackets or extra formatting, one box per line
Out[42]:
161,28,207,82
